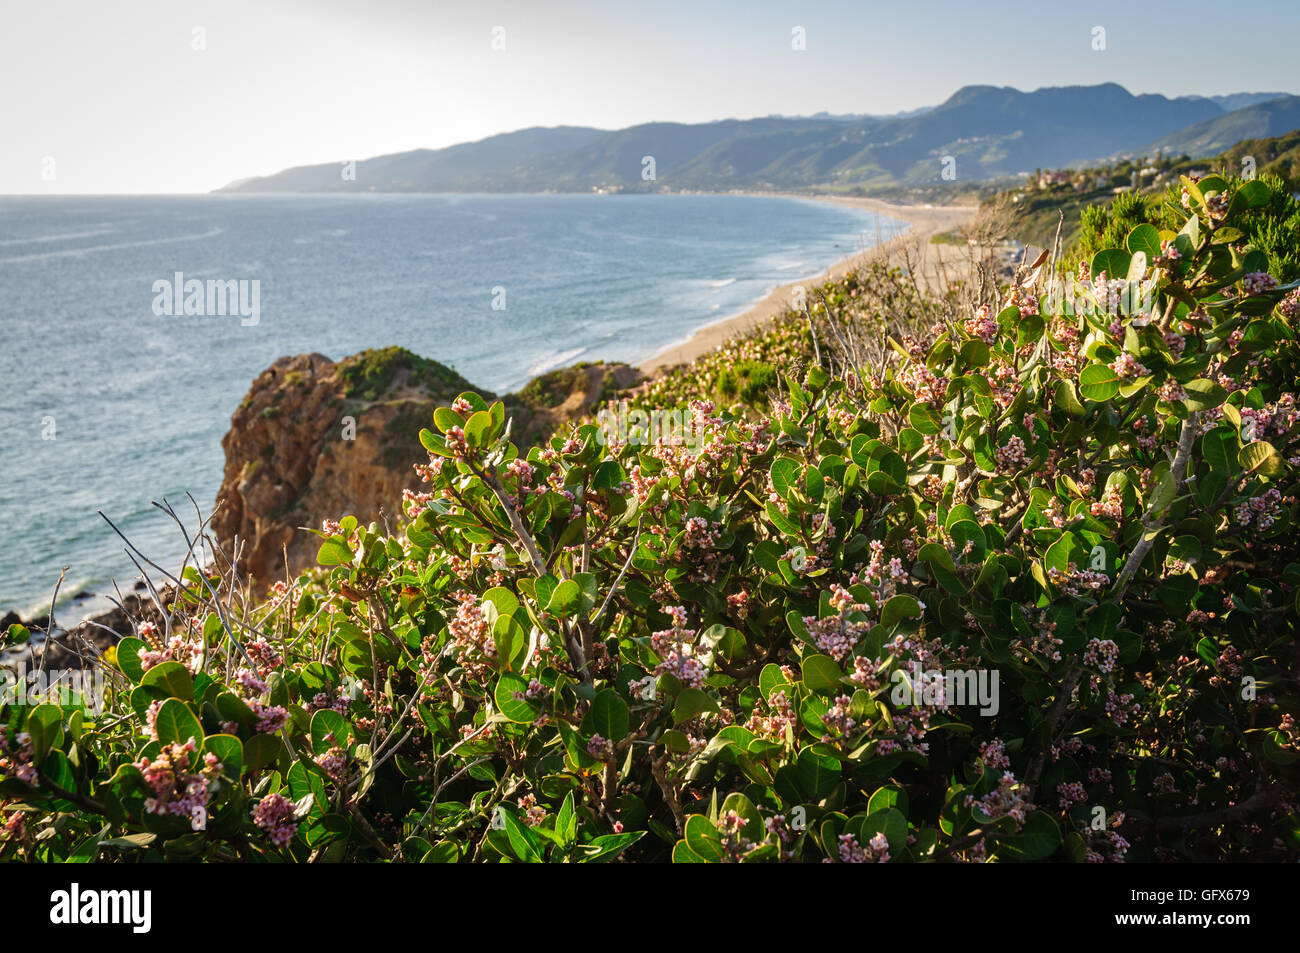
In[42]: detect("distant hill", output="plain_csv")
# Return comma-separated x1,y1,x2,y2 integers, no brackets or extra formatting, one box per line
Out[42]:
1199,92,1294,112
1215,128,1300,185
1138,96,1300,159
219,84,1296,195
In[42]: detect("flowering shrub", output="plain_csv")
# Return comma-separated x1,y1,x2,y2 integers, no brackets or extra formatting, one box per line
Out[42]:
2,175,1298,862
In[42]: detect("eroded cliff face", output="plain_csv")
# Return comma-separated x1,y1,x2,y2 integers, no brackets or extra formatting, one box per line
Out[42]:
211,349,473,586
212,348,641,587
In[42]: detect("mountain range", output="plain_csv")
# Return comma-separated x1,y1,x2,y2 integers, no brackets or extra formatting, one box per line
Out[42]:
219,84,1300,195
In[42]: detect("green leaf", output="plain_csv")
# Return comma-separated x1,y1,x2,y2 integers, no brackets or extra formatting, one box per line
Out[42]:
1125,223,1161,261
556,792,577,846
1180,378,1227,412
998,811,1061,861
759,663,791,700
770,458,800,499
1202,427,1238,474
139,661,194,700
502,809,545,863
464,410,493,448
579,830,646,862
202,734,243,781
545,579,582,616
316,537,353,566
867,785,909,817
582,689,630,741
310,709,351,754
1053,380,1086,419
673,688,720,724
481,586,519,619
243,733,286,774
153,699,203,747
26,704,64,762
216,691,259,727
1045,530,1081,575
959,339,990,368
1240,441,1284,478
880,594,922,629
793,747,841,800
495,672,539,723
908,403,941,435
1091,248,1131,281
1237,179,1271,209
433,406,464,435
66,828,108,863
860,806,908,855
683,814,724,862
1078,363,1119,402
419,428,448,456
800,654,843,694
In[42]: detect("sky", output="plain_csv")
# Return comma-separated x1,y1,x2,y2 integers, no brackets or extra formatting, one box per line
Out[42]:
3,0,1298,195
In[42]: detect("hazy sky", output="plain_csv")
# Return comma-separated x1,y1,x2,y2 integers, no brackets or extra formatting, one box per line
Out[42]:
4,0,1298,194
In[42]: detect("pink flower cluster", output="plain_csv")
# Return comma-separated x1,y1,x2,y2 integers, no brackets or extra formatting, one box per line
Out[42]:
1090,484,1123,519
745,689,797,741
1057,781,1087,810
316,746,349,783
836,832,890,863
995,435,1028,473
135,739,222,829
0,729,36,784
1108,352,1149,382
136,621,204,674
1084,638,1119,673
1234,488,1283,531
655,650,706,689
1242,271,1278,296
586,734,614,762
963,305,998,344
251,792,299,847
964,771,1034,829
518,793,547,827
977,737,1010,770
821,695,856,738
805,615,864,661
1047,564,1110,595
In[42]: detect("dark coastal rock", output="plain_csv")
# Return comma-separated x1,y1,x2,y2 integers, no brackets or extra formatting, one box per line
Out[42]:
3,592,170,672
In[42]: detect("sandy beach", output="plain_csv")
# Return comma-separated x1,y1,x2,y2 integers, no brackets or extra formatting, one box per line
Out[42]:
638,193,977,373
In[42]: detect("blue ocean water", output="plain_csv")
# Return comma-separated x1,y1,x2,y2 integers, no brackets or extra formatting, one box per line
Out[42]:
0,193,903,617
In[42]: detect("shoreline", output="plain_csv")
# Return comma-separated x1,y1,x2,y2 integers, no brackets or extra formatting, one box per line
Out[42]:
637,192,977,373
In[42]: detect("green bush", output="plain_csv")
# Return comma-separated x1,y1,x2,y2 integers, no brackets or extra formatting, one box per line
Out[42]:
2,176,1298,862
714,359,778,405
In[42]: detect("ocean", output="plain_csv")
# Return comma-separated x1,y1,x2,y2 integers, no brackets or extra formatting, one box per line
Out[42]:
0,192,903,619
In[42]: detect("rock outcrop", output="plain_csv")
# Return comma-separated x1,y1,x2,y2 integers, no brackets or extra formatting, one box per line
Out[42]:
212,348,642,587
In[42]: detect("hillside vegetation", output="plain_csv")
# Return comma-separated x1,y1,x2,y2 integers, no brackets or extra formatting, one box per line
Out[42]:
985,130,1300,256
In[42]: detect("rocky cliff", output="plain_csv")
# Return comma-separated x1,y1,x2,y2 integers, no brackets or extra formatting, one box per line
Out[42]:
212,347,641,587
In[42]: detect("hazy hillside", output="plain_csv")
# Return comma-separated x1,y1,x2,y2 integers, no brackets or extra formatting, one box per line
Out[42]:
220,84,1294,195
1138,96,1300,159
